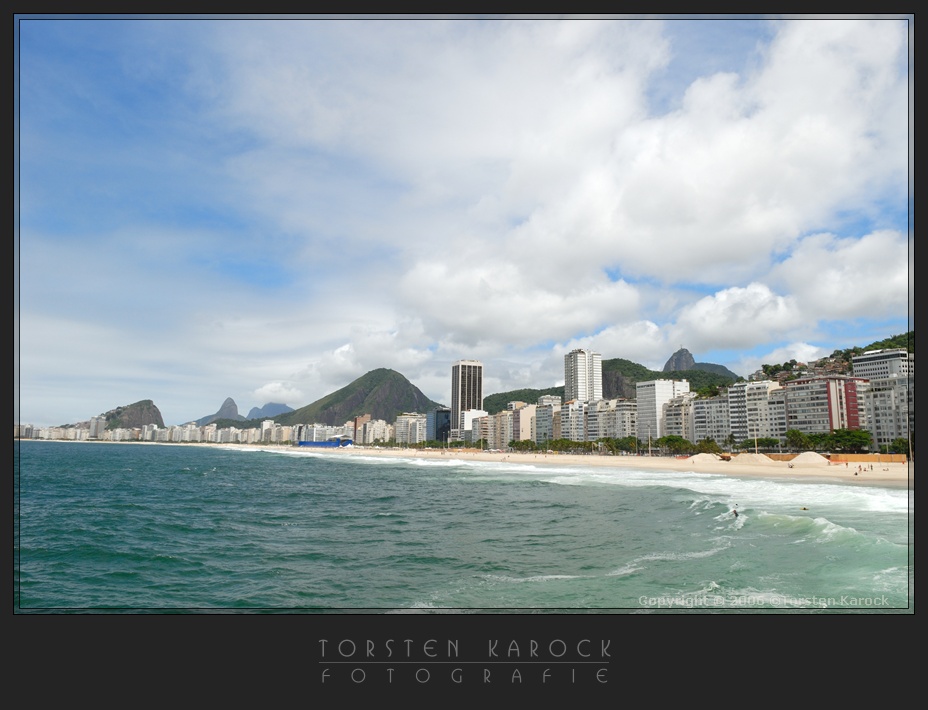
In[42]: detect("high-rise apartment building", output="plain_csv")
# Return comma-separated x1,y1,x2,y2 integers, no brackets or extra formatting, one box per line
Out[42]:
564,349,602,403
451,360,484,438
728,380,782,445
782,375,867,435
851,349,913,379
636,380,690,441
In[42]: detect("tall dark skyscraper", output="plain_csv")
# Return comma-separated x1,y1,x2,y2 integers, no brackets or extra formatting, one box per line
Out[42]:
451,359,483,434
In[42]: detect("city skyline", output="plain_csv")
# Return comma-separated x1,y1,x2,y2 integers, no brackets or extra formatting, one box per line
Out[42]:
16,16,912,428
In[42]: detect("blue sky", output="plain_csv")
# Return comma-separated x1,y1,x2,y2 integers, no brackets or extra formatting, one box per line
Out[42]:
16,15,912,428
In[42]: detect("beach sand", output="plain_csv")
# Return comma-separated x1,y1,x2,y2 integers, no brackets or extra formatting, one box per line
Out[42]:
271,444,912,489
26,438,911,487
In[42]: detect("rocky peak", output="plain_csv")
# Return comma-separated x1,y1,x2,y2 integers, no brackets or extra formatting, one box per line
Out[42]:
663,348,696,372
216,397,240,419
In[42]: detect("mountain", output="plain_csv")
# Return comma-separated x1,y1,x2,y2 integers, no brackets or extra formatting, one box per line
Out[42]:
196,397,245,426
663,348,696,372
102,400,165,430
276,369,444,427
663,347,741,380
246,402,294,420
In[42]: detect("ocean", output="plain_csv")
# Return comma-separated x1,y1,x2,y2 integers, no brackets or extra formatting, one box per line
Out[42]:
15,440,913,612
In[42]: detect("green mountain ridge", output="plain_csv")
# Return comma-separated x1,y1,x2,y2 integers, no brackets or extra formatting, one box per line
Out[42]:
275,368,444,427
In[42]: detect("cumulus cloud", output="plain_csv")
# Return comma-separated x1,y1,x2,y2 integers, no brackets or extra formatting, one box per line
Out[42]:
557,321,667,369
252,382,305,407
670,283,802,353
770,230,910,319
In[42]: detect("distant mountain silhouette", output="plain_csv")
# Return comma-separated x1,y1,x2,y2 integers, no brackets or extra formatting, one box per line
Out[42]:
195,397,245,426
246,402,294,420
101,400,165,429
276,369,443,426
663,347,740,380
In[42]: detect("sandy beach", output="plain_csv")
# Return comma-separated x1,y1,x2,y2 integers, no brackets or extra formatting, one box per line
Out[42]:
23,438,910,488
271,444,913,489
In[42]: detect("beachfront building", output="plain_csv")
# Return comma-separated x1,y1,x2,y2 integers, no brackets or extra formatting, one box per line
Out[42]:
353,414,372,443
564,349,602,403
560,400,587,442
511,403,536,442
451,360,484,441
859,374,913,449
781,375,867,436
426,408,451,443
692,394,730,445
394,412,428,445
585,398,637,441
89,416,106,439
469,414,492,447
662,391,699,441
852,348,913,379
728,380,783,445
356,418,390,444
585,399,614,441
459,408,488,443
767,389,788,442
534,400,561,447
492,409,514,448
636,380,690,441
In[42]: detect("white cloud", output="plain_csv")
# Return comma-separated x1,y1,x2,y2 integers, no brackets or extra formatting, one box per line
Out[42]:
670,283,802,353
770,230,910,319
252,382,304,407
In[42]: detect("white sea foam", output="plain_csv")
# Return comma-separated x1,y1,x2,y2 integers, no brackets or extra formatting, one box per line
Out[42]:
483,573,582,584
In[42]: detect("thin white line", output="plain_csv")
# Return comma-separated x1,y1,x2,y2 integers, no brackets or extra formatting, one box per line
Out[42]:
318,661,609,664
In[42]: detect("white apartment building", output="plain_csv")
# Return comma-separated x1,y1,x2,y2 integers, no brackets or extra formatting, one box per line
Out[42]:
662,391,698,441
585,399,614,442
692,394,730,445
564,349,602,403
728,380,782,445
459,408,488,443
394,412,428,445
585,398,637,441
534,401,561,446
560,400,587,442
852,349,913,379
859,375,913,448
358,419,390,444
636,380,690,440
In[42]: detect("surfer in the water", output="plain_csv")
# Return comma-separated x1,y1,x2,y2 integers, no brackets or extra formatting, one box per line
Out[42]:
732,508,739,518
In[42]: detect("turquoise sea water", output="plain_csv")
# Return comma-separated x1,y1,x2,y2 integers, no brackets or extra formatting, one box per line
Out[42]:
15,441,913,612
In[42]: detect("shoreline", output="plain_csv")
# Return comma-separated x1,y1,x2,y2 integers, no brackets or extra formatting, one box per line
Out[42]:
17,438,912,489
259,443,913,489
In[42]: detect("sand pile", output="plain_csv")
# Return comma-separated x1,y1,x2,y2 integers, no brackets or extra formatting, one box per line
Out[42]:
687,453,723,463
791,451,830,465
732,453,776,465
